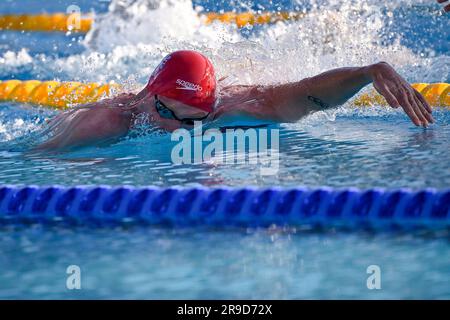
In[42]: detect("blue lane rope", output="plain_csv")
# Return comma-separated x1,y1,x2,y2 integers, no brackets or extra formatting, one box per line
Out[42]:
0,185,449,230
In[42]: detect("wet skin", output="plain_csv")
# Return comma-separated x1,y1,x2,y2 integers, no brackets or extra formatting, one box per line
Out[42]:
36,62,433,150
437,0,450,12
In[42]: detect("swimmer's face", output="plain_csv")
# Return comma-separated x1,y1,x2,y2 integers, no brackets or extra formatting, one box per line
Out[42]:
133,90,210,129
157,95,209,121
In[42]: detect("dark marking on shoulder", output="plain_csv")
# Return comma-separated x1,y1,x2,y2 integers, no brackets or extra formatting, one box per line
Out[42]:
307,96,330,109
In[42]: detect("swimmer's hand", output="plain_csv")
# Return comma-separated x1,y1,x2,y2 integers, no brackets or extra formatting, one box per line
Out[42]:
369,62,434,127
437,0,450,13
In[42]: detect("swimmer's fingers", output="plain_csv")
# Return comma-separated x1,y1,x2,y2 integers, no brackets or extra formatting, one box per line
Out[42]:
397,92,424,127
406,91,430,127
414,89,434,124
375,83,401,108
379,82,429,127
408,87,434,125
414,89,432,113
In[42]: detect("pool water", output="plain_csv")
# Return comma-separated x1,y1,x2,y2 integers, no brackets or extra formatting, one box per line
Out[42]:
1,226,449,299
0,0,449,299
1,105,450,189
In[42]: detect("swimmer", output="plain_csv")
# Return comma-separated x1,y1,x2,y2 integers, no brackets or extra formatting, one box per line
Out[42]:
36,50,434,150
438,0,450,12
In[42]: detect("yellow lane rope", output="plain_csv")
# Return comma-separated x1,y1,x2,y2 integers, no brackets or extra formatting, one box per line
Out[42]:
354,83,450,108
0,80,448,109
0,80,119,108
0,12,306,32
0,13,93,33
203,11,306,28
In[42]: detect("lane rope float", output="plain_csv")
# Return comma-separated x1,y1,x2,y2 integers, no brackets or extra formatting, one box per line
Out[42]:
0,80,449,109
0,11,306,33
203,11,306,28
0,80,120,109
354,83,450,108
0,185,448,230
0,13,93,33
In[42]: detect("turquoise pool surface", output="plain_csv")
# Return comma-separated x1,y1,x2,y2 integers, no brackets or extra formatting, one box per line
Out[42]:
0,104,450,189
1,226,449,299
0,0,449,299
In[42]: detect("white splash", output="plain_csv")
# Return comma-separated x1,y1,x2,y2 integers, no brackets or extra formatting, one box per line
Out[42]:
0,114,41,142
1,0,432,117
0,49,33,77
0,49,33,66
49,0,439,88
84,0,239,52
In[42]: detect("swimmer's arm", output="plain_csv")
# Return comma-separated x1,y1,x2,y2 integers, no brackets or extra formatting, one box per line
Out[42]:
437,0,450,13
267,62,433,127
35,105,132,150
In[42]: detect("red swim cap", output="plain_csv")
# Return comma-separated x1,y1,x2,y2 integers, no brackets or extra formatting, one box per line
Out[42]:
146,50,216,113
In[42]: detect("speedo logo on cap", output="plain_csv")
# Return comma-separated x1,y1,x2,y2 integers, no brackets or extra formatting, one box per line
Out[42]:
176,79,203,92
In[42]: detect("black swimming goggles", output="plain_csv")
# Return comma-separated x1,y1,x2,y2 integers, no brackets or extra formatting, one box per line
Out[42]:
154,95,209,125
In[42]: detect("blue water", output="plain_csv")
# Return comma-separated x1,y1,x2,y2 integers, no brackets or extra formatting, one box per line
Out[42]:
1,226,449,299
1,104,450,189
0,0,449,299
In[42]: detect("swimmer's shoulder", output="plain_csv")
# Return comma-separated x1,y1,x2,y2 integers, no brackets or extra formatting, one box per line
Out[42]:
77,100,133,131
214,84,278,121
